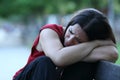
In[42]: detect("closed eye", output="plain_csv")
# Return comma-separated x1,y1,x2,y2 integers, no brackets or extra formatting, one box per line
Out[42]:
69,28,81,43
69,28,74,34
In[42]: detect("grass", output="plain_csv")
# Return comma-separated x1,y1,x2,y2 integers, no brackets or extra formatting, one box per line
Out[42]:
116,42,120,64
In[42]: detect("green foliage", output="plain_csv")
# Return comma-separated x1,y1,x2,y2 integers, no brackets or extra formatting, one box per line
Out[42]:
0,0,120,17
116,43,120,64
114,0,120,14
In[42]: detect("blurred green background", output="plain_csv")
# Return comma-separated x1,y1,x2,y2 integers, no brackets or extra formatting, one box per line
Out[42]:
116,42,120,64
0,0,120,17
0,0,120,67
0,0,120,79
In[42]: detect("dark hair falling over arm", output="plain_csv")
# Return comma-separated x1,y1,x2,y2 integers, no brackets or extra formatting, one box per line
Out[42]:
83,18,116,44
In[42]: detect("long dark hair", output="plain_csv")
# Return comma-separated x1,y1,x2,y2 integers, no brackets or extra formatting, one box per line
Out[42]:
64,8,116,43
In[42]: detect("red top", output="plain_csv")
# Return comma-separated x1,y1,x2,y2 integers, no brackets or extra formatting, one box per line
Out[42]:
13,24,64,79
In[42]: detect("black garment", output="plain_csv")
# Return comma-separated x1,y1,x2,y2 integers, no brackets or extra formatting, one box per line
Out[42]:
13,56,61,80
14,56,97,80
61,62,97,80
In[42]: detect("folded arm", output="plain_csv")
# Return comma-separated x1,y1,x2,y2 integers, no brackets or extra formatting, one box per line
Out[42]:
39,28,116,67
39,29,99,66
82,46,119,63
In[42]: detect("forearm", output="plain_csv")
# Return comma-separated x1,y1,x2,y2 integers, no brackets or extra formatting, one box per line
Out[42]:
57,40,115,66
40,29,115,66
82,46,118,63
40,29,98,66
56,41,98,66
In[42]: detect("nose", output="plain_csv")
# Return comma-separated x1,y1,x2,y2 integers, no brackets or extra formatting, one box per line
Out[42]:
64,35,79,46
68,35,75,42
69,35,75,40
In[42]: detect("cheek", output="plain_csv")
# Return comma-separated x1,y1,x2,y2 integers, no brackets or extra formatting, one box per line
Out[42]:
80,34,89,42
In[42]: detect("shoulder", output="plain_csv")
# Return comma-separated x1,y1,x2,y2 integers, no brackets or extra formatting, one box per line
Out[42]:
41,24,63,30
40,24,64,39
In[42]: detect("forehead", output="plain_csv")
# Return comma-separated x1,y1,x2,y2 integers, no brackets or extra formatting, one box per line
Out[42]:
67,24,82,34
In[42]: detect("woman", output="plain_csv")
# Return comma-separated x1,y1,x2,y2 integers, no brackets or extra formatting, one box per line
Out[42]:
13,8,118,80
60,8,118,80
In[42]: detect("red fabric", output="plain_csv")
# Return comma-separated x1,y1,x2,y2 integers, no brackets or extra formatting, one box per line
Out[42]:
13,24,64,79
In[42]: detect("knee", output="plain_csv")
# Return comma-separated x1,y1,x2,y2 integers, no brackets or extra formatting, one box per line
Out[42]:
37,56,51,61
35,56,54,65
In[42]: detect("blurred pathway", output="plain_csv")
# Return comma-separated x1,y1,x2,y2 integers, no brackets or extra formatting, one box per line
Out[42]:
0,46,30,80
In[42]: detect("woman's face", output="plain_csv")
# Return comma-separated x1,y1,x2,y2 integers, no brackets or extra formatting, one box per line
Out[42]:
64,24,88,46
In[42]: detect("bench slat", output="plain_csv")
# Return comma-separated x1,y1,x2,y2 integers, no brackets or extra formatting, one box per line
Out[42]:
95,61,120,80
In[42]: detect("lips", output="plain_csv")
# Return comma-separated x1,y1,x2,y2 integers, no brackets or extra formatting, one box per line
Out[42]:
64,40,72,47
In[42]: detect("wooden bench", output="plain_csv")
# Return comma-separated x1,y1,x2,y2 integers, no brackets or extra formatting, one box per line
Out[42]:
95,61,120,80
60,61,120,80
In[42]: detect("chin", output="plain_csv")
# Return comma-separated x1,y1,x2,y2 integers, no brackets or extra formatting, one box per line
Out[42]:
64,43,67,47
64,42,67,47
